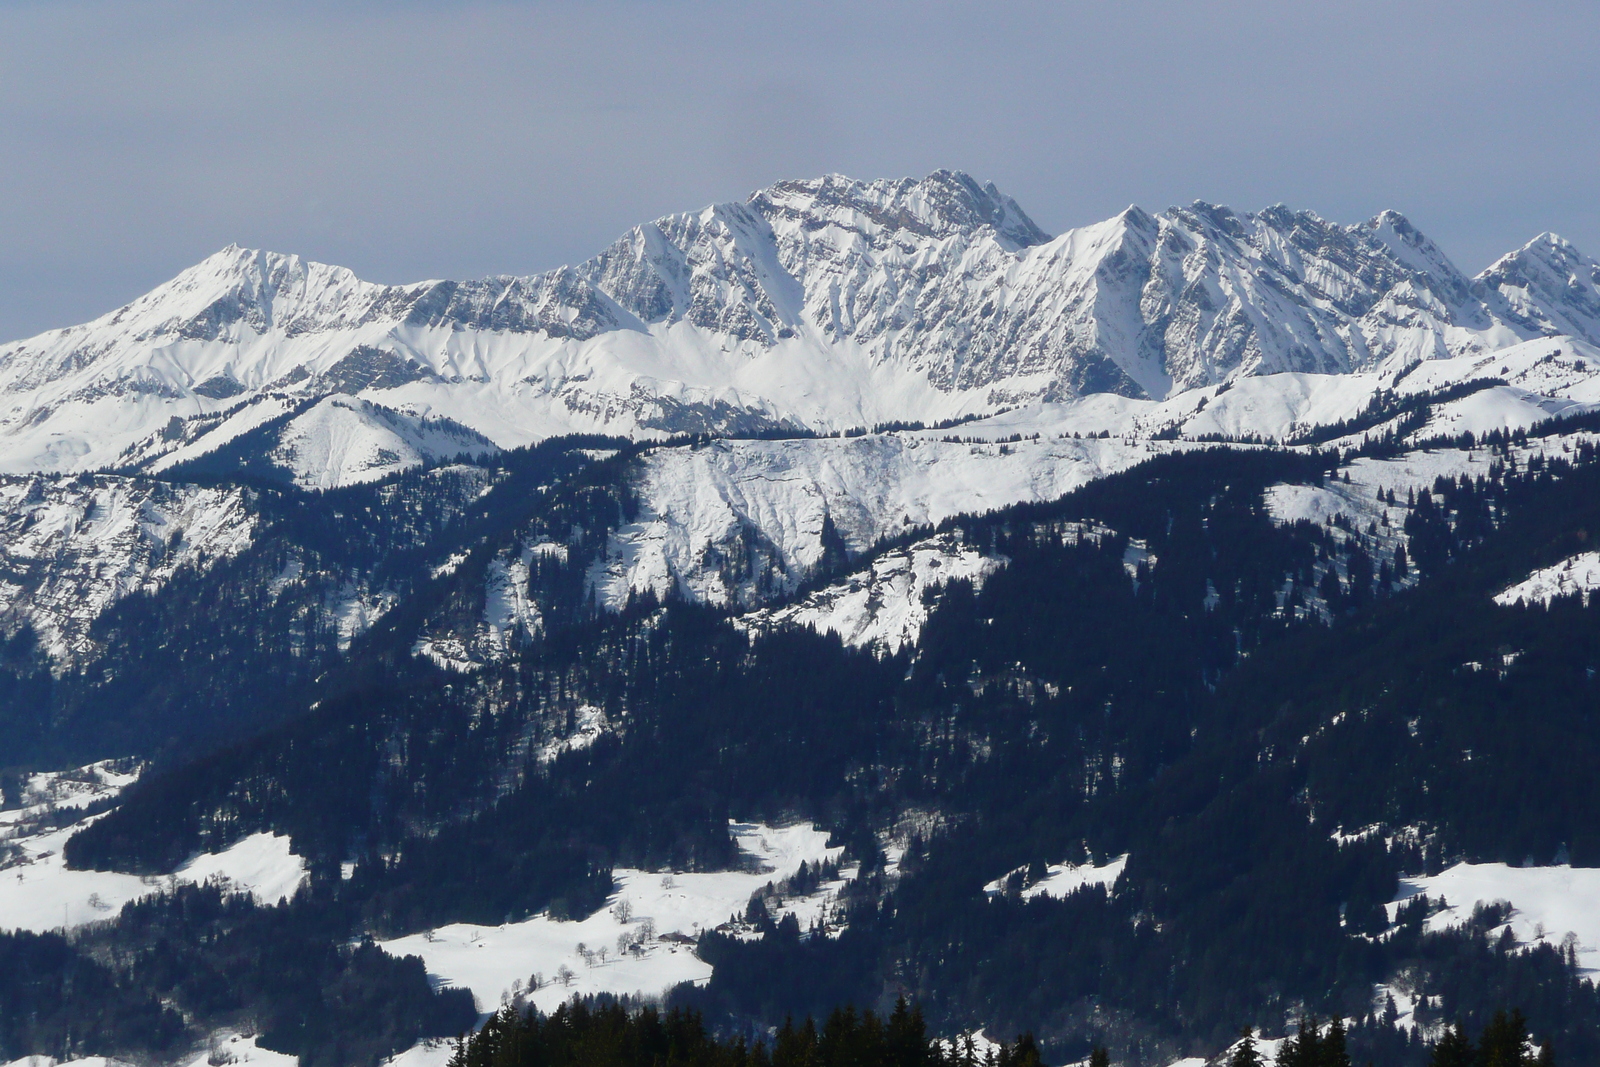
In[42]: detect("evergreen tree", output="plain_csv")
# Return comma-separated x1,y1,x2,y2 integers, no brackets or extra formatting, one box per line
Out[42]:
1478,1010,1535,1067
1323,1017,1351,1067
1228,1029,1262,1067
1278,1017,1318,1067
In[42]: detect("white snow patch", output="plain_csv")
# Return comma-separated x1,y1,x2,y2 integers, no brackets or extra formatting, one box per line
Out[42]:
1494,551,1600,607
3,1057,136,1067
1206,1031,1288,1067
325,580,400,650
484,550,543,640
378,822,848,1013
1371,983,1425,1035
736,532,1005,655
1390,862,1600,974
177,833,310,906
179,1034,300,1067
984,854,1128,901
935,1032,1002,1063
1,763,309,933
380,1039,458,1067
531,705,610,764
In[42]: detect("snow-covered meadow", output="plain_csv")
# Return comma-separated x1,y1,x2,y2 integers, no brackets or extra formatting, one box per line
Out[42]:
379,822,848,1014
0,762,308,931
1494,551,1600,607
1390,862,1600,976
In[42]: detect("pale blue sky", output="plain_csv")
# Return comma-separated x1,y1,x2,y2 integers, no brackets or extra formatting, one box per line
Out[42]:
2,0,1597,340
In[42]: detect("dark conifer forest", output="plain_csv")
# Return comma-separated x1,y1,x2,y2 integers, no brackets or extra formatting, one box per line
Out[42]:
4,425,1600,1066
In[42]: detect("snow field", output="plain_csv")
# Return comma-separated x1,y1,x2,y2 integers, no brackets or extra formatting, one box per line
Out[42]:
379,1039,457,1067
0,827,308,932
1,1033,305,1067
983,855,1128,901
1389,862,1600,976
1,764,308,931
378,822,847,1014
596,434,1192,611
1494,551,1600,607
181,1035,299,1067
735,532,1006,655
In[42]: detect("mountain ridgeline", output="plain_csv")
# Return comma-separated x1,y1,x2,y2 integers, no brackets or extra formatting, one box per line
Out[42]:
1,170,1599,481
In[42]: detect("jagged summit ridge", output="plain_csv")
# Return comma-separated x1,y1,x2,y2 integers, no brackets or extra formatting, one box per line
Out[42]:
1,170,1598,476
1477,231,1600,343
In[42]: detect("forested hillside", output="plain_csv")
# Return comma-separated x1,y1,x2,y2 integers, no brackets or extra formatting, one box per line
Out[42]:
3,421,1600,1066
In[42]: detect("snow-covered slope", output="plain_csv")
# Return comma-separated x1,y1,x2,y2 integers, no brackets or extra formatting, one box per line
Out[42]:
129,394,498,489
1391,862,1600,976
734,531,1006,655
0,825,307,931
378,822,848,1013
590,434,1183,610
984,854,1128,901
4,172,1599,476
1493,551,1600,607
0,474,256,660
262,396,496,489
411,540,568,674
946,336,1600,446
0,761,307,931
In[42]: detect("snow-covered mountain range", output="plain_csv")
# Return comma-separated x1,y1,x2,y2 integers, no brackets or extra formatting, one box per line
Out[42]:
12,174,1600,1067
4,170,1600,481
6,171,1600,675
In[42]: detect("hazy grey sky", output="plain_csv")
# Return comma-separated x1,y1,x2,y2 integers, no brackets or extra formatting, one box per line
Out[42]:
2,0,1597,341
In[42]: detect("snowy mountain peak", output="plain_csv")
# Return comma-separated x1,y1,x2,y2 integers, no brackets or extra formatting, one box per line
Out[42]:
749,169,1050,251
1114,204,1157,231
123,244,387,341
2,173,1599,478
1475,231,1600,342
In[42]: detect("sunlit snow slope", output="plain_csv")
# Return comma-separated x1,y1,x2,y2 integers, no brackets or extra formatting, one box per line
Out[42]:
4,172,1600,476
590,434,1185,610
0,762,308,931
378,822,848,1013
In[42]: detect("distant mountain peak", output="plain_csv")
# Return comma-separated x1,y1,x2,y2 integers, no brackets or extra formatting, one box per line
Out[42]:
1476,229,1600,341
749,169,1050,251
